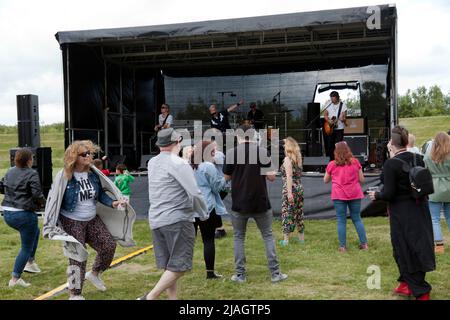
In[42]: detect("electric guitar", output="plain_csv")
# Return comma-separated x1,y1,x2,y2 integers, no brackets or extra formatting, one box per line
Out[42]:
323,116,337,136
323,101,347,136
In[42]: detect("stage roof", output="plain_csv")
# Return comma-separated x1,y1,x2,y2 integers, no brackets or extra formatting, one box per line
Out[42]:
55,4,397,74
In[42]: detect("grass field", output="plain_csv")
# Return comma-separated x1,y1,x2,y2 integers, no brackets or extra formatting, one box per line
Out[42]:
0,217,449,300
1,117,450,300
399,115,450,147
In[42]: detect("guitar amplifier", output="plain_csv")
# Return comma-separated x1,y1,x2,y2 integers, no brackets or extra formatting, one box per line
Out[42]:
343,135,369,163
344,118,366,135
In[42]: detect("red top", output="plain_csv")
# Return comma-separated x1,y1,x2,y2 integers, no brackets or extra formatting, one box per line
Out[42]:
101,169,110,176
326,158,364,200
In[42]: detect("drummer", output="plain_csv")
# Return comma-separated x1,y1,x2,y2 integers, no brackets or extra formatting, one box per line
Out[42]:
247,102,265,130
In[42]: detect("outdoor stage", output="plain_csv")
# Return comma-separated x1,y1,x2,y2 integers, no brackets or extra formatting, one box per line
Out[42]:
118,171,386,221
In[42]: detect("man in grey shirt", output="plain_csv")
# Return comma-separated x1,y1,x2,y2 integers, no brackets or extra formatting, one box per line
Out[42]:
139,128,208,300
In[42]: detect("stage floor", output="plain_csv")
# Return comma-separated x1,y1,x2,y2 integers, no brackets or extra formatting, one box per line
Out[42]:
118,171,385,220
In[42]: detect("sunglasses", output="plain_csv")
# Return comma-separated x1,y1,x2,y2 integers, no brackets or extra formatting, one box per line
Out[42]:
78,151,91,158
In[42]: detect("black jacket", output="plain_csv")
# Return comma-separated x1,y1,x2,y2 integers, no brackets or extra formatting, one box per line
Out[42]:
1,167,45,212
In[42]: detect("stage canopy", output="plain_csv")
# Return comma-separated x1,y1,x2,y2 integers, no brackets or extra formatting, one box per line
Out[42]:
55,4,398,169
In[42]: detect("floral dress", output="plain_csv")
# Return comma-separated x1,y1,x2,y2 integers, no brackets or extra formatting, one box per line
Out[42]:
280,159,305,235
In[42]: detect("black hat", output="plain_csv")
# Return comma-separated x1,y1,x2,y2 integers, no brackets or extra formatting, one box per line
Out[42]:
330,91,340,98
156,128,183,147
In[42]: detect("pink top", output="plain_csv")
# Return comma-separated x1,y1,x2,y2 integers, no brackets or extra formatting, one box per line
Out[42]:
326,158,364,200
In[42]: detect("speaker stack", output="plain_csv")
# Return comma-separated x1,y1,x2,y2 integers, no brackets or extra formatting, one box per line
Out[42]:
12,94,52,198
9,147,52,198
306,102,322,156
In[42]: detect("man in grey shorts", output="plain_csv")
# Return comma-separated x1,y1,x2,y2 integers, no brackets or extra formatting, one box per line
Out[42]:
139,128,208,300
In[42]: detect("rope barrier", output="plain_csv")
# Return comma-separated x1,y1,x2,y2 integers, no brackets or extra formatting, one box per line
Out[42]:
34,245,153,300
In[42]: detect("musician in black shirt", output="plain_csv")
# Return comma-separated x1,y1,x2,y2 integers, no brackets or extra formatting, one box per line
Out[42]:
209,100,243,132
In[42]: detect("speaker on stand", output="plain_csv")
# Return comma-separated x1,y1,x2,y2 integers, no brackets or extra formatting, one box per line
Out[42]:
17,94,40,148
11,94,52,198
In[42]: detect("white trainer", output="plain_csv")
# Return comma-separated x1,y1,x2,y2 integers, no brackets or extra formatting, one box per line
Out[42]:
69,295,85,300
8,278,31,288
85,271,107,291
24,261,41,273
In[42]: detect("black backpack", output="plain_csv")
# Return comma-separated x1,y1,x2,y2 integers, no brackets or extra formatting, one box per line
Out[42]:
395,154,434,199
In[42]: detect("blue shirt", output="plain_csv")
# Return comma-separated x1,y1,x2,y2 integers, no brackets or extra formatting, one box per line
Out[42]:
194,162,229,216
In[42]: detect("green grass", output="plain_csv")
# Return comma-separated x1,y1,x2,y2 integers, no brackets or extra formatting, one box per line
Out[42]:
399,115,450,147
0,217,449,300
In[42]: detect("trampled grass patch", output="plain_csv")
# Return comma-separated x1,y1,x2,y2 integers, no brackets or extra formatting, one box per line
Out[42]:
0,217,449,300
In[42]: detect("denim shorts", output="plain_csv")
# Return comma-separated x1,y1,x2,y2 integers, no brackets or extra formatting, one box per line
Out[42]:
152,221,195,272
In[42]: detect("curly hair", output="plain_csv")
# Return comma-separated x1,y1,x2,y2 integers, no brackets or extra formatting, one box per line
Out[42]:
283,137,302,167
64,140,100,180
430,132,450,164
334,141,354,166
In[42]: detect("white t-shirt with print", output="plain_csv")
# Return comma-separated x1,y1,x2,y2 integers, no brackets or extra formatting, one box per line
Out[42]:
61,172,97,221
326,101,348,130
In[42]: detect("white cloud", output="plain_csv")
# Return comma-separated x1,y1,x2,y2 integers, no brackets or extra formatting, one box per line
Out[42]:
1,0,449,125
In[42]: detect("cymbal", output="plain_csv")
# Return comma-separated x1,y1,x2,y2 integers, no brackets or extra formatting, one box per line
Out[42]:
268,112,282,115
280,109,295,113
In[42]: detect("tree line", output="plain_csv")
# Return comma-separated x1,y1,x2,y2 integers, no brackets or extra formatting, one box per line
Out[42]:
398,85,450,118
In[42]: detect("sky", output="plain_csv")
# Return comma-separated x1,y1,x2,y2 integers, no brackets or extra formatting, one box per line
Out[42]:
0,0,449,125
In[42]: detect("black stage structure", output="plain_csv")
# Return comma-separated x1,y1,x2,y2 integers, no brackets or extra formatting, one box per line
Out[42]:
55,4,398,218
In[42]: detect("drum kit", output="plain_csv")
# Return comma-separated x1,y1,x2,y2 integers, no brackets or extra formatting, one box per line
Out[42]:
234,109,294,140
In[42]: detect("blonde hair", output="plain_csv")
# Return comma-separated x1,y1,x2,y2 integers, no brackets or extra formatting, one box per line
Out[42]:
182,146,194,162
284,137,302,167
64,140,100,180
430,132,450,164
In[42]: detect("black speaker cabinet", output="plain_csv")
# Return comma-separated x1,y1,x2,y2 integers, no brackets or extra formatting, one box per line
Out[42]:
16,94,40,147
9,147,52,197
307,103,321,127
303,156,330,172
343,135,369,162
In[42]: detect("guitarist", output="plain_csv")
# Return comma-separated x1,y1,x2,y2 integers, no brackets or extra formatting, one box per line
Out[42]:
154,103,173,132
323,91,347,160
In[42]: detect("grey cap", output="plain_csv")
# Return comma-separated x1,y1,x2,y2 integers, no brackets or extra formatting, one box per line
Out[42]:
156,128,183,147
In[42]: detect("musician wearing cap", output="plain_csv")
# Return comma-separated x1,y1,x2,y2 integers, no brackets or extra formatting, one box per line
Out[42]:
247,102,265,130
323,91,347,160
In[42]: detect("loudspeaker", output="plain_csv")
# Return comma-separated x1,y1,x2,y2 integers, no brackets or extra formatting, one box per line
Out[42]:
343,135,369,161
138,154,156,171
307,103,320,128
9,147,52,198
307,142,323,157
16,94,40,147
303,156,330,172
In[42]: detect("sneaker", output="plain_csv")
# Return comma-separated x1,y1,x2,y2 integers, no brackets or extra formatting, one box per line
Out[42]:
230,274,246,283
136,292,150,300
69,295,85,300
24,261,41,273
279,239,289,246
85,271,106,291
338,246,347,253
359,243,369,250
207,271,223,279
8,278,31,288
271,272,288,283
215,229,227,239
